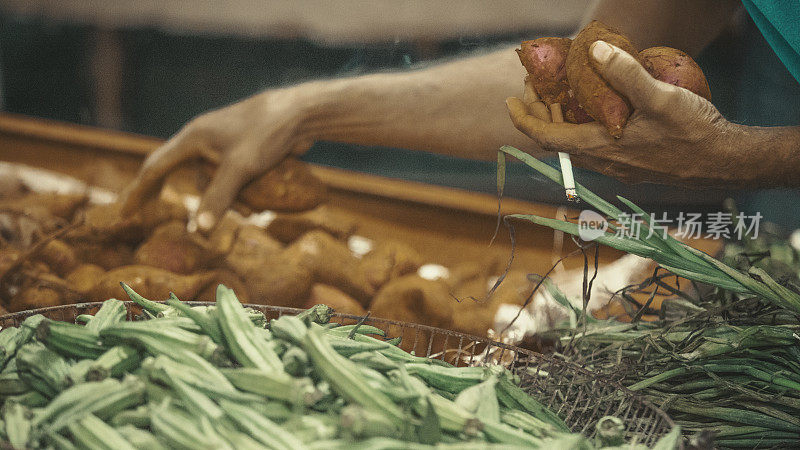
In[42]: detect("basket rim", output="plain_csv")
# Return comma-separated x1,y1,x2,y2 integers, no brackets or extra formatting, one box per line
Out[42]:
0,301,676,434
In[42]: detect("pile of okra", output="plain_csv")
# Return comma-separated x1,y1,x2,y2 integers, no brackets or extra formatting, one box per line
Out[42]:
0,283,681,449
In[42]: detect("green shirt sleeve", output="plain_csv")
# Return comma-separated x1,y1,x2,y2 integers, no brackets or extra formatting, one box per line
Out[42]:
742,0,800,84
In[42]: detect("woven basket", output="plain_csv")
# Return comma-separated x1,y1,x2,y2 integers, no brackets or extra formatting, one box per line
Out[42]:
0,302,675,446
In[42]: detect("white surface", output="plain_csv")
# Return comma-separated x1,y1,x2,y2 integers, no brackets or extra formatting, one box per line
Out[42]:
2,0,593,42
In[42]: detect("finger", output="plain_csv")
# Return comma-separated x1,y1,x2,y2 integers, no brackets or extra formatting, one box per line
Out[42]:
507,97,609,153
521,78,551,122
120,131,205,216
589,40,672,111
195,152,262,232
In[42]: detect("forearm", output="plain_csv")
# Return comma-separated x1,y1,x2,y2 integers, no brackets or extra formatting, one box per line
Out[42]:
292,47,536,161
731,125,800,187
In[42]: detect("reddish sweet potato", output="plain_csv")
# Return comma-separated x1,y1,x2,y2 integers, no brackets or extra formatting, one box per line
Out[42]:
640,46,711,100
303,284,366,316
266,206,357,243
38,240,79,277
566,20,641,137
66,263,106,294
134,221,208,274
224,225,283,276
73,198,187,243
88,265,226,302
517,38,593,124
203,158,326,213
359,240,423,292
284,230,374,305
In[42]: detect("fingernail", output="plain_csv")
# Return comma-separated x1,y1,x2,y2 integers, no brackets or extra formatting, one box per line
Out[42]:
591,40,614,64
197,211,215,232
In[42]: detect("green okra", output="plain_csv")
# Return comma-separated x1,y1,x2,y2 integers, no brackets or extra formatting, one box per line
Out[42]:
0,315,46,370
120,282,170,315
84,299,127,334
149,400,230,450
16,342,72,395
454,374,500,423
281,346,309,377
115,424,167,450
341,404,402,439
37,376,146,431
3,401,32,449
326,323,387,338
100,322,224,363
496,376,568,432
500,409,555,438
67,413,137,450
302,325,404,422
36,320,107,359
110,405,150,428
403,363,489,394
349,351,399,371
216,285,282,371
4,390,48,407
294,304,333,325
165,297,224,345
86,345,141,381
220,367,320,405
219,399,308,450
0,371,29,396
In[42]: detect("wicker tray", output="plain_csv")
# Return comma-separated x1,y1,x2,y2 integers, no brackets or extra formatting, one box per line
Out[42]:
0,302,675,446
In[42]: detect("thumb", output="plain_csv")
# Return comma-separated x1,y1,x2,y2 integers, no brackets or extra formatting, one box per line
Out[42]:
589,40,671,111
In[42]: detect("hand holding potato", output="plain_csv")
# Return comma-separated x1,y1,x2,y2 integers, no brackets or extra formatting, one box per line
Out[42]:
506,40,751,186
121,87,316,231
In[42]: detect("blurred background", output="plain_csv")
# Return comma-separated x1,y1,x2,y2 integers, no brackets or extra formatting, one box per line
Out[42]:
1,0,799,226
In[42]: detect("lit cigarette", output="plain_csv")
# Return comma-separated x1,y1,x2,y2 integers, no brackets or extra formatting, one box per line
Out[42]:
549,103,578,202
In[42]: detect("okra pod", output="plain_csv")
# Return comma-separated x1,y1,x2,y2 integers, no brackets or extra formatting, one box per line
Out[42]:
219,399,308,450
84,299,127,334
115,424,167,450
86,345,141,381
16,342,72,395
67,413,137,450
3,401,32,449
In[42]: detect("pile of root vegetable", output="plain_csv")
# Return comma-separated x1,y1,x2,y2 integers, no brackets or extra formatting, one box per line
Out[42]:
0,161,528,338
0,284,682,449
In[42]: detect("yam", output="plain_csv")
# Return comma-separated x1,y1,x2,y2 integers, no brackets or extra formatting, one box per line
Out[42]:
231,252,312,307
73,197,187,243
517,38,593,124
266,206,357,243
450,270,537,337
88,265,224,303
284,230,374,305
12,286,62,311
640,46,711,100
65,264,106,294
38,240,79,277
71,242,134,270
224,225,283,277
194,269,250,304
566,20,641,137
303,284,366,317
203,158,326,213
359,240,423,292
134,221,208,274
369,275,454,353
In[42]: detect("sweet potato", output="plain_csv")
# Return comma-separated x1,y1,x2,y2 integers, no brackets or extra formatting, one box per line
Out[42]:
224,225,283,275
517,37,572,105
88,265,225,302
134,221,208,274
640,46,711,100
303,284,366,317
195,269,250,304
12,286,62,311
207,211,246,255
359,240,423,292
38,240,79,277
566,20,641,137
517,38,593,124
369,275,454,353
66,264,106,294
266,206,357,243
73,197,187,243
71,242,135,270
284,230,374,305
233,252,312,307
203,158,326,213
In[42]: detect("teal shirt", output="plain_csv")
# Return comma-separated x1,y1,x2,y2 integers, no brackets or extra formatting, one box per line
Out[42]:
742,0,800,84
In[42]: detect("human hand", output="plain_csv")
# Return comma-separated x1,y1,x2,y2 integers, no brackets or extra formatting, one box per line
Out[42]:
506,40,747,187
121,87,314,230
